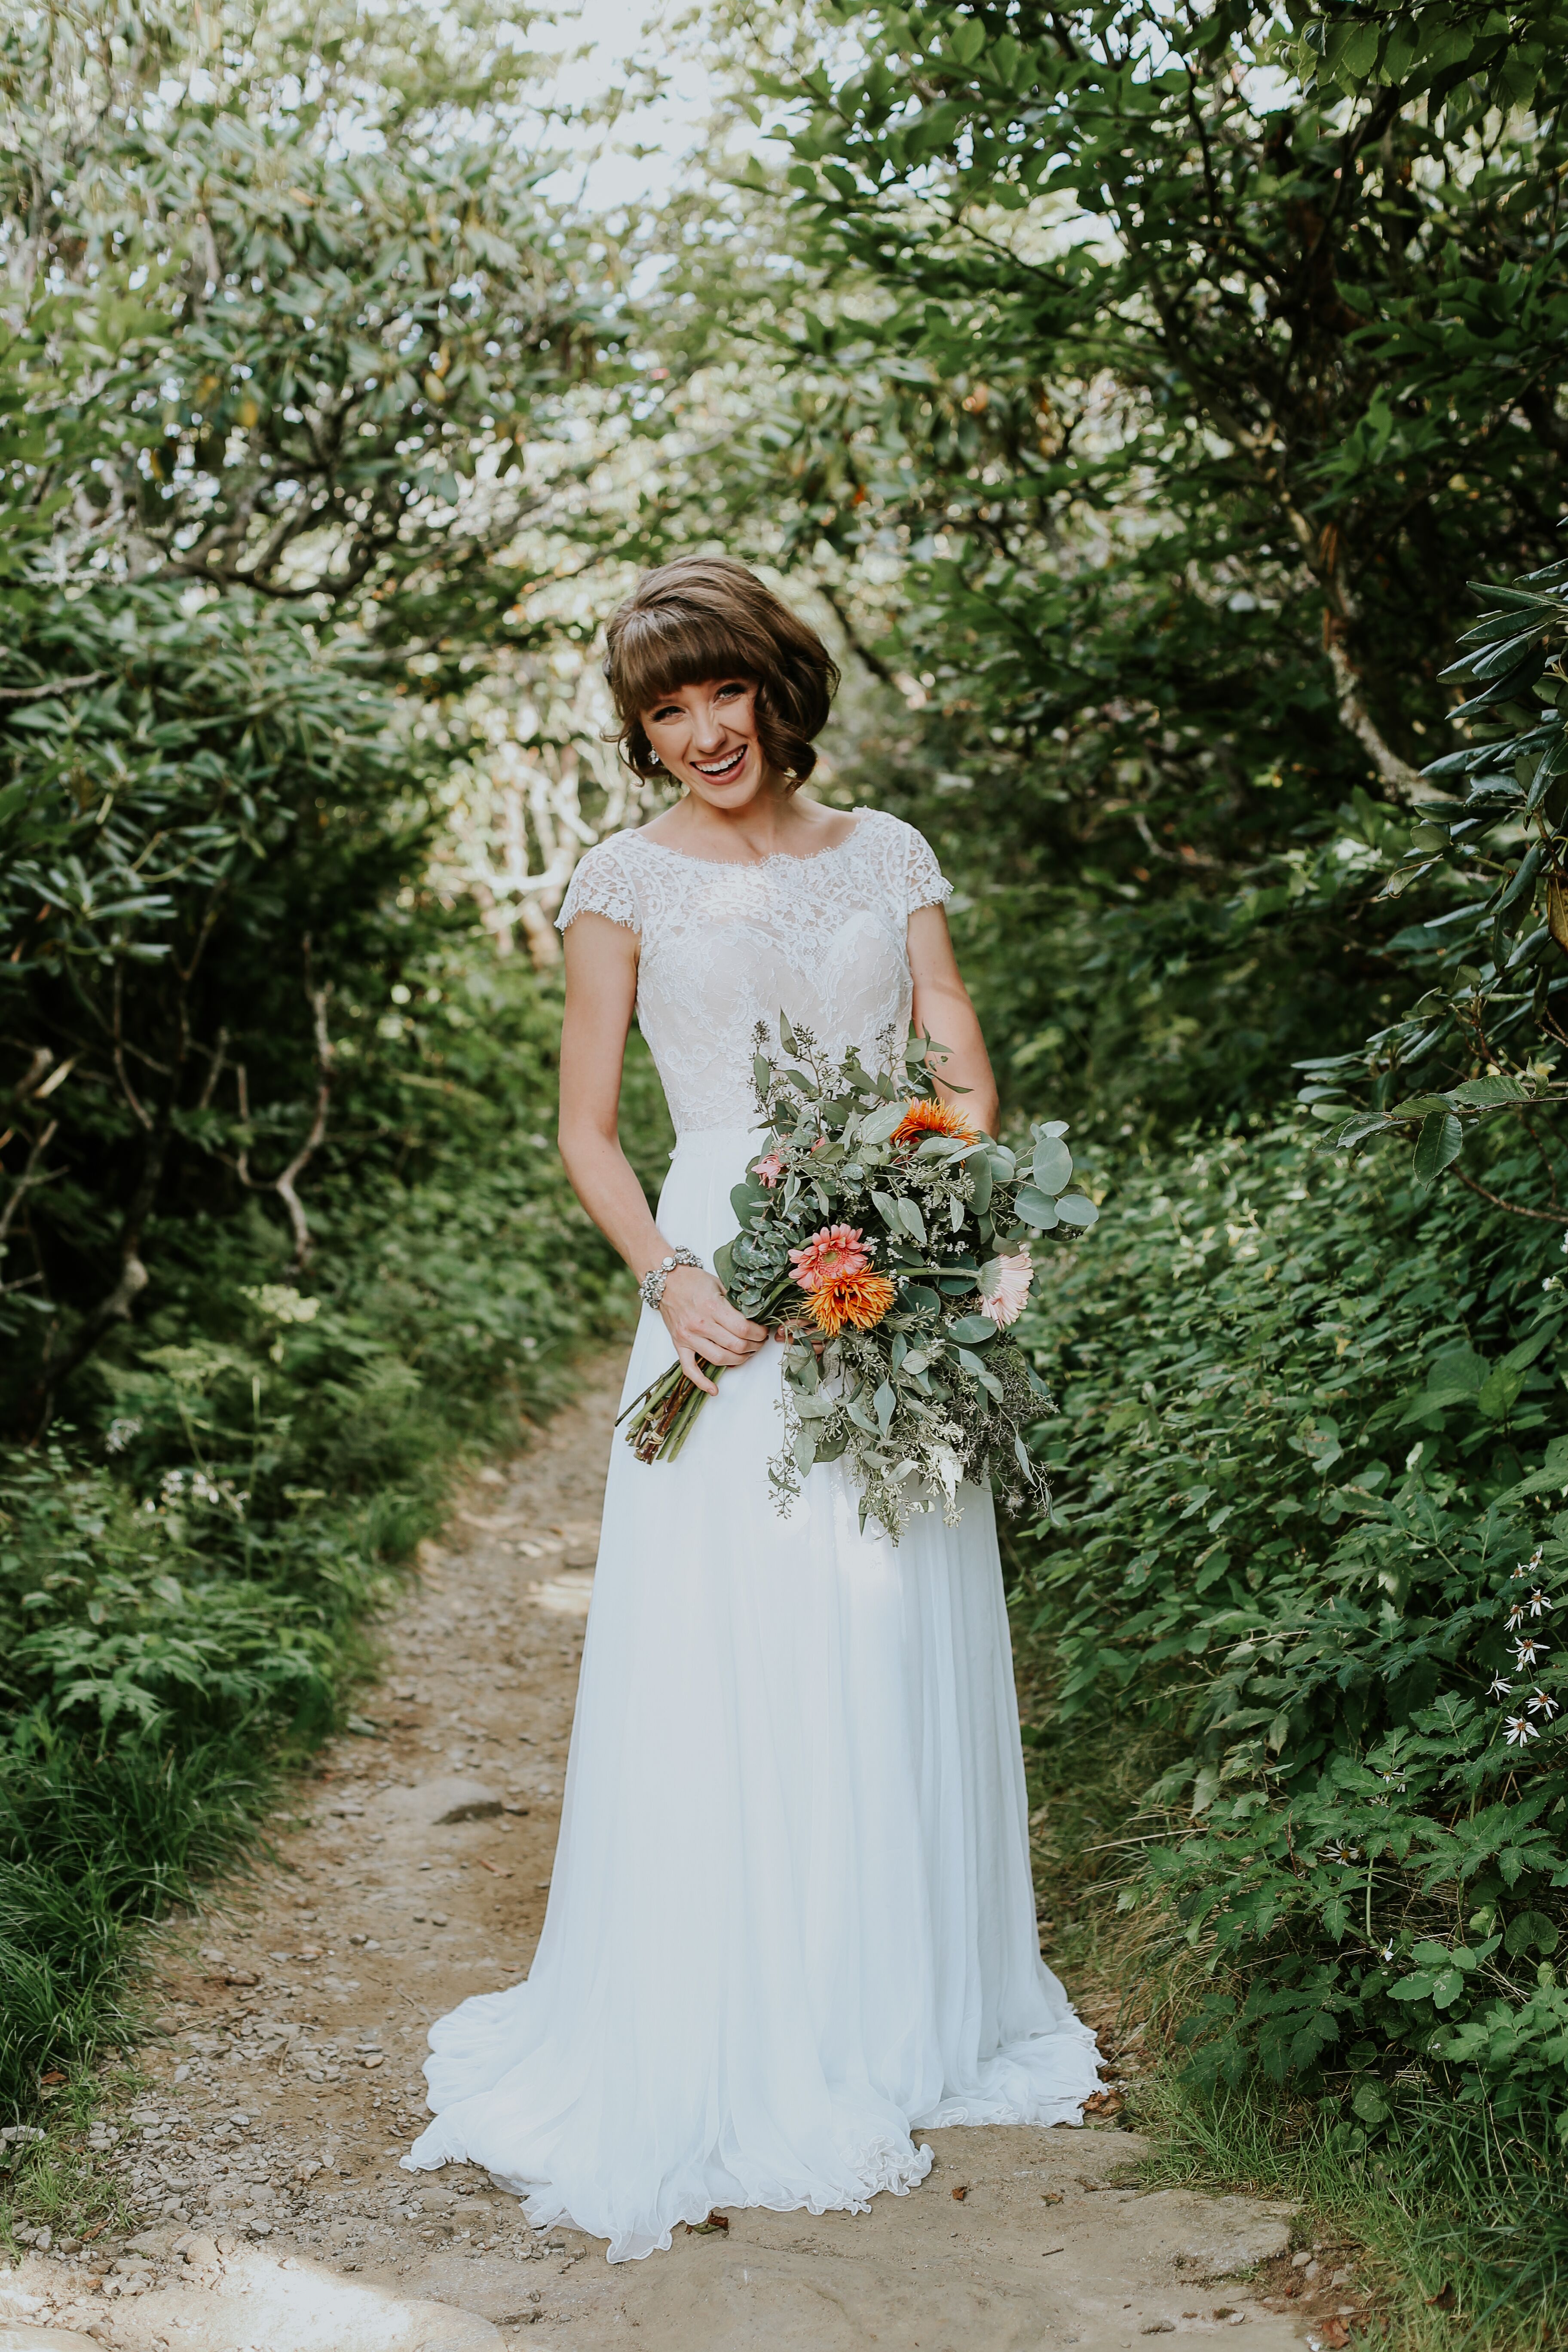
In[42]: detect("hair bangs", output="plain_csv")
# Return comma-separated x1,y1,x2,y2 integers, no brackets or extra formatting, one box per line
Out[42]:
610,603,766,719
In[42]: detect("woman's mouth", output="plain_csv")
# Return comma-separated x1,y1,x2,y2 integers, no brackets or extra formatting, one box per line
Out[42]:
691,745,748,783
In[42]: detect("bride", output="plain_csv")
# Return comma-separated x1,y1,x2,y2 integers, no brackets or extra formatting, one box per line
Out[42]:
404,557,1100,2261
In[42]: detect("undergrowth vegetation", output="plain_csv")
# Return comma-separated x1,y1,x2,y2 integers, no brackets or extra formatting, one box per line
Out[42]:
0,959,660,2124
1013,1121,1568,2330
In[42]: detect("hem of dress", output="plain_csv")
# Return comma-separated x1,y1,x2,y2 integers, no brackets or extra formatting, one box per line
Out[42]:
398,2018,1102,2264
402,2133,934,2265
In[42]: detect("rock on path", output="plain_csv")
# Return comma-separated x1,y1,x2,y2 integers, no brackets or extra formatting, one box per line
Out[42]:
0,1352,1335,2352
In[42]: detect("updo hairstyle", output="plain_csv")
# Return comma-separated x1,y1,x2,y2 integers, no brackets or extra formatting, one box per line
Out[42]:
603,557,840,787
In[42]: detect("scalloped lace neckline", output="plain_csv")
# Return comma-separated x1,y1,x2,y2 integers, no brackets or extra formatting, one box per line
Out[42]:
628,810,871,873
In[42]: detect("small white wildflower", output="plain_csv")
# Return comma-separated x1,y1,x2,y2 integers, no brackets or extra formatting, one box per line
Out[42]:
1322,1841,1361,1867
1530,1588,1554,1618
1488,1674,1513,1699
105,1415,143,1454
1504,1714,1540,1746
1515,1635,1550,1670
1528,1688,1561,1721
241,1283,322,1326
1507,1603,1528,1631
1380,1941,1394,1962
160,1468,186,1501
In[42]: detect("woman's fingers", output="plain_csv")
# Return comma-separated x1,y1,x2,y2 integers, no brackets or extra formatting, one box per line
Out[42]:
707,1301,769,1348
678,1347,721,1397
680,1331,750,1369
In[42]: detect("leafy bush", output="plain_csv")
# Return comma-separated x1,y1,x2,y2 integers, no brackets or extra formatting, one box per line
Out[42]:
0,956,651,2121
1014,1119,1568,2161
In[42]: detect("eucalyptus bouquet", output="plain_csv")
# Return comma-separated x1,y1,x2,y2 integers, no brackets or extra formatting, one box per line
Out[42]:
619,1019,1099,1540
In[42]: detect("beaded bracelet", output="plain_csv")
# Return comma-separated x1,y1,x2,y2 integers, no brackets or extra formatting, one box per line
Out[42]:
639,1248,704,1313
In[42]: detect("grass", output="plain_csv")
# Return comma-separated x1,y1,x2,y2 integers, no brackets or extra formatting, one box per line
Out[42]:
1130,2073,1568,2352
0,2058,143,2258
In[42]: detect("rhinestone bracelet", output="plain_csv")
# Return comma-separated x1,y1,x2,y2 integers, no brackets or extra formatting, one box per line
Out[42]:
639,1247,704,1313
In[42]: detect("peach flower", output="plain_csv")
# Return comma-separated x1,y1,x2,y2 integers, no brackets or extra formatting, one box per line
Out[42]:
977,1248,1032,1328
789,1223,872,1291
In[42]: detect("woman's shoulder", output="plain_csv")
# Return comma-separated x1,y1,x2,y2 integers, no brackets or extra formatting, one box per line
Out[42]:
556,830,645,934
849,809,951,909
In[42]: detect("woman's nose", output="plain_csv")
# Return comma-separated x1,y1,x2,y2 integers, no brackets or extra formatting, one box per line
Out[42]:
691,701,729,751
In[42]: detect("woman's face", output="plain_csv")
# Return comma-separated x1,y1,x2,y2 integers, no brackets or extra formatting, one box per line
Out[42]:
641,678,769,809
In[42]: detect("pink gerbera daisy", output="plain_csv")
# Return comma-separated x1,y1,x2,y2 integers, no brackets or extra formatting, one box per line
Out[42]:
978,1247,1033,1328
753,1152,784,1187
789,1223,872,1292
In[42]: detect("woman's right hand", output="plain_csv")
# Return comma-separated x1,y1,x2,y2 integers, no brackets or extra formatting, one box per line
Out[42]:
658,1265,769,1396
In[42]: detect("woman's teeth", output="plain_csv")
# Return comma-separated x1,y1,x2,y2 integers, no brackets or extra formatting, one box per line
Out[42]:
693,747,746,779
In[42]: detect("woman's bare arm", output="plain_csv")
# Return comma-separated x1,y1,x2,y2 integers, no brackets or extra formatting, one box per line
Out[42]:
907,903,999,1138
557,913,767,1395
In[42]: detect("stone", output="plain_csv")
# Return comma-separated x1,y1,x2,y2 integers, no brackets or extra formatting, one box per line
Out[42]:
183,2235,220,2267
0,2329,102,2350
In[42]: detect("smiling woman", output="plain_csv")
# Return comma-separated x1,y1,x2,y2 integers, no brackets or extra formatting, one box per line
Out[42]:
400,554,1101,2262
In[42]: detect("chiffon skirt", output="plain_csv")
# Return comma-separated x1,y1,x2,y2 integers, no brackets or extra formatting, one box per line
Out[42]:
403,1124,1100,2262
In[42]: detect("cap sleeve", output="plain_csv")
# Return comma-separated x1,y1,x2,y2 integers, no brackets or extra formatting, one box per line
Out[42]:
904,824,952,916
557,838,640,934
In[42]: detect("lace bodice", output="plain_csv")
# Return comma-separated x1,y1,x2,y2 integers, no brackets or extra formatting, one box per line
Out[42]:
557,809,952,1131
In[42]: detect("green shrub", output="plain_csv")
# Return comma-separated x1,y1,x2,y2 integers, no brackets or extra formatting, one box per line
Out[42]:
0,952,659,2122
1015,1119,1568,2157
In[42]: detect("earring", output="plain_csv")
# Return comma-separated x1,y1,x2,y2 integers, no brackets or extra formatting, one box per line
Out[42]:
647,750,661,768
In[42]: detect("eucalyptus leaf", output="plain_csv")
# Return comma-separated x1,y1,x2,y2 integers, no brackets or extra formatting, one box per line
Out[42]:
1031,1136,1072,1195
1054,1194,1099,1229
860,1099,907,1145
1014,1186,1060,1229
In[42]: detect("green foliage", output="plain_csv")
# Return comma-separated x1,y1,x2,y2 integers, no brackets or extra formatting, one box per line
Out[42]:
1297,542,1568,1200
0,0,616,632
730,0,1568,1133
1014,1116,1568,2167
0,0,634,1427
0,952,636,2119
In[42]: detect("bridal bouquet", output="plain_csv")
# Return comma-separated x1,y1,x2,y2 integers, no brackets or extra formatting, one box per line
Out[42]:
619,1019,1099,1540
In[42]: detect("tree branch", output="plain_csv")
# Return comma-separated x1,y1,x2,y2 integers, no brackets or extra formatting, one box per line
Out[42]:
1452,1167,1568,1227
817,579,899,687
0,671,105,704
273,974,334,1270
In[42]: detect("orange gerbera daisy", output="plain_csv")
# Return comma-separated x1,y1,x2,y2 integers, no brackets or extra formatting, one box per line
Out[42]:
891,1097,977,1148
803,1270,897,1337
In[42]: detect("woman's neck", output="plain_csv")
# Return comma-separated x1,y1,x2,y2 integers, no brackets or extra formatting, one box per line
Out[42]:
644,784,858,864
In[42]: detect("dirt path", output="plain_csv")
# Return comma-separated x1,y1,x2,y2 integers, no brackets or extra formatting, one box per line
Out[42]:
0,1353,1360,2352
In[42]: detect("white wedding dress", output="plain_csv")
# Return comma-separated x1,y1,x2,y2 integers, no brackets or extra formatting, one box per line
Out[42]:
403,808,1100,2261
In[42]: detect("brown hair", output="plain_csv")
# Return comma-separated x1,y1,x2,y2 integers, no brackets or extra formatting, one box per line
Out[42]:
603,557,840,787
